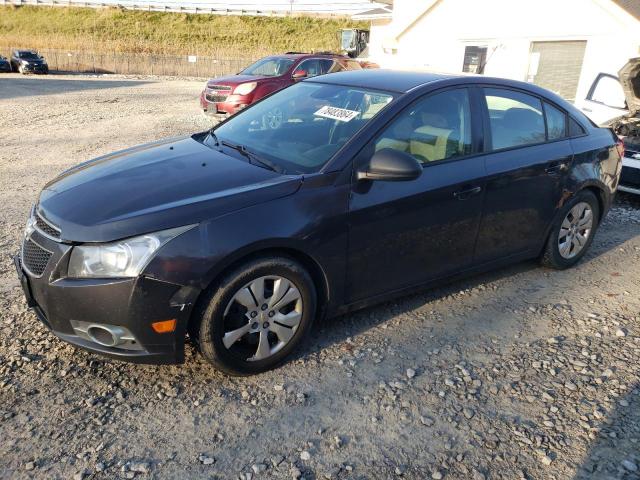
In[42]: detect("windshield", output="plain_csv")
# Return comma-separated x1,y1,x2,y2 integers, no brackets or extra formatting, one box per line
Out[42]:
212,82,395,174
18,52,39,60
240,57,295,77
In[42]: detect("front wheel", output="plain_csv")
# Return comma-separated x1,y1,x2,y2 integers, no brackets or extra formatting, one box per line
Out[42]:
541,190,600,269
195,256,317,376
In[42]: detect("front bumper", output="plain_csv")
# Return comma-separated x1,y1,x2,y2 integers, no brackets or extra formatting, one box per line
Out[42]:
14,233,200,364
200,90,251,115
21,63,48,73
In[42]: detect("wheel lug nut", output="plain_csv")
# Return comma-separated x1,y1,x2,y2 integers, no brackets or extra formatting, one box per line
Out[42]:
250,311,257,318
251,322,259,329
261,304,268,311
268,311,275,317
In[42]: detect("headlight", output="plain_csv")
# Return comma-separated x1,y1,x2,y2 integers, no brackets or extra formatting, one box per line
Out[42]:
67,225,194,278
234,82,257,95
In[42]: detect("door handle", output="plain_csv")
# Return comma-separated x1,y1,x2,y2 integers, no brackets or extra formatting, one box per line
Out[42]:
453,186,482,200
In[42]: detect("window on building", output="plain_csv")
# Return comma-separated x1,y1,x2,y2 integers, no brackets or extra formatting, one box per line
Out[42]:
462,46,488,74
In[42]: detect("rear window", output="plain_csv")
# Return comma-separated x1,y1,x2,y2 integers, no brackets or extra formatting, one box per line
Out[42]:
484,88,545,150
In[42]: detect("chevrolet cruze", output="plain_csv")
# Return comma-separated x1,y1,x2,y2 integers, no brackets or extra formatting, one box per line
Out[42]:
16,70,622,375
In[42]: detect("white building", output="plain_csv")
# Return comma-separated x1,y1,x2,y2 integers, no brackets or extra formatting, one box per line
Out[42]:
354,0,640,103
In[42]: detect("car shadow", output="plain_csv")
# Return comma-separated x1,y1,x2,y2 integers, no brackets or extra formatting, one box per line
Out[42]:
0,75,153,99
573,383,639,479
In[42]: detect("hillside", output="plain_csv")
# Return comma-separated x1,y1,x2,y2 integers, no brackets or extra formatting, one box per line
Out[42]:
0,6,366,56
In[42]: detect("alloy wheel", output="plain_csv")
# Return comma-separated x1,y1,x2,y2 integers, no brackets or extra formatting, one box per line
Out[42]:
557,201,593,259
222,275,303,362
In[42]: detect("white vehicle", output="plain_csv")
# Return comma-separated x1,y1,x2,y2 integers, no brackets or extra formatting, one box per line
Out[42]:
576,59,640,195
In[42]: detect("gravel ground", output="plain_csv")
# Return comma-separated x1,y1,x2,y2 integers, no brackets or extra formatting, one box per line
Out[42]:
0,73,639,480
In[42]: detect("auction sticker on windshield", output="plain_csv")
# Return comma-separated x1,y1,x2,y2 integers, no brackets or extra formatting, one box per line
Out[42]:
314,105,360,122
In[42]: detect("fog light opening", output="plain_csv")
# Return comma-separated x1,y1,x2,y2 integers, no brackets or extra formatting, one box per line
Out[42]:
87,325,119,347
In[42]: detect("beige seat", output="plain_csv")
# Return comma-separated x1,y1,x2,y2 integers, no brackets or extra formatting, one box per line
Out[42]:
376,137,410,152
375,115,415,153
409,125,454,162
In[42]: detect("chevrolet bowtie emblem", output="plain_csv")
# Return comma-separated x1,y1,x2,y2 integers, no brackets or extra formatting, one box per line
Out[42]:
24,216,36,241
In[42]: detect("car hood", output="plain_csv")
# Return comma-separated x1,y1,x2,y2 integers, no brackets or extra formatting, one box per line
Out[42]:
37,135,302,243
207,74,271,87
20,58,45,64
619,57,640,114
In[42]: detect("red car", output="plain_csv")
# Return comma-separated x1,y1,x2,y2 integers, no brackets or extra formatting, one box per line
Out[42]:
199,53,362,116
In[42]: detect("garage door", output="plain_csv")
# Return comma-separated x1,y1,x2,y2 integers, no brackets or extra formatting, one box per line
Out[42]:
529,41,587,102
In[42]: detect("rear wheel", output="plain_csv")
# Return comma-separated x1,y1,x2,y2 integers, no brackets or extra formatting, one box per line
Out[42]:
195,256,317,376
541,190,600,269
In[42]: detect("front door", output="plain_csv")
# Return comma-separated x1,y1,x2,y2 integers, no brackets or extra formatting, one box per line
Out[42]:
579,73,628,125
347,88,486,302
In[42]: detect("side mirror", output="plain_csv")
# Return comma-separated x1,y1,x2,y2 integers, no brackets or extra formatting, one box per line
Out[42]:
357,148,422,182
292,69,307,79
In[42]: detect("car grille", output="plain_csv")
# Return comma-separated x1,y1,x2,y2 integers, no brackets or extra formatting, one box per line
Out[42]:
205,85,232,103
620,166,640,188
22,238,52,277
35,213,61,239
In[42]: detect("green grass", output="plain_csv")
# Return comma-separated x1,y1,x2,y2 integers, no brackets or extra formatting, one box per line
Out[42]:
0,5,366,56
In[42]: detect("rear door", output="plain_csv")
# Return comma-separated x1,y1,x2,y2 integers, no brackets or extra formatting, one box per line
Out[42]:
578,73,628,125
347,87,487,302
474,87,573,264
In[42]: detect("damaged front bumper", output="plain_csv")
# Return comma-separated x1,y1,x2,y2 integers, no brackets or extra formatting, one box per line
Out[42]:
14,236,200,364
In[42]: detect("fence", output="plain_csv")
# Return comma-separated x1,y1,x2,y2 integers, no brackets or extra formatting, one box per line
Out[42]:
2,48,264,77
0,0,374,16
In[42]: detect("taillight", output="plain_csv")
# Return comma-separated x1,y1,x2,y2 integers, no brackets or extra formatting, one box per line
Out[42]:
616,139,625,158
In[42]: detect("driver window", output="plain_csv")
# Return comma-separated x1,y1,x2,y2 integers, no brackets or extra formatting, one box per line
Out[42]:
374,89,473,164
296,59,322,78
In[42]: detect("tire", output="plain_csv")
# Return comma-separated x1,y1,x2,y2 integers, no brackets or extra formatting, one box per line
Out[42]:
540,190,600,269
195,256,317,376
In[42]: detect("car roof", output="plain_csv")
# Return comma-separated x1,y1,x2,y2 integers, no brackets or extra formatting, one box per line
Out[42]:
270,53,346,60
15,50,37,54
305,69,459,93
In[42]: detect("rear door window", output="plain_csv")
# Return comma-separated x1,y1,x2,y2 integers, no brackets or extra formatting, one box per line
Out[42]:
484,88,545,150
296,59,322,78
569,118,586,137
544,102,567,140
320,59,343,74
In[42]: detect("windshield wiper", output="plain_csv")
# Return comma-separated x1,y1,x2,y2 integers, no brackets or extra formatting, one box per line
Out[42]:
220,140,283,173
208,131,220,148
